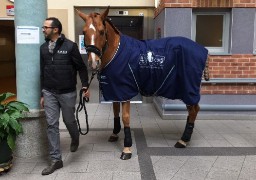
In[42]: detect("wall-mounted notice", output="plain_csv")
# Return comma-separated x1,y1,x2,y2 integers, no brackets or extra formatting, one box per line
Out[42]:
6,5,14,16
17,26,39,44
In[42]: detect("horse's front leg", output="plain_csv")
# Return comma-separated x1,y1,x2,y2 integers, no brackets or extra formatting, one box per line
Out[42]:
120,101,132,160
108,102,121,142
175,104,200,148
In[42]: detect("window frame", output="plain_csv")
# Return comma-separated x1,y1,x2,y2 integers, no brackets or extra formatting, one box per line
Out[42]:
254,12,256,54
192,11,230,55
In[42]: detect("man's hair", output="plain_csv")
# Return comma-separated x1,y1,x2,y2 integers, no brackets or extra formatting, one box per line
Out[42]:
46,17,62,34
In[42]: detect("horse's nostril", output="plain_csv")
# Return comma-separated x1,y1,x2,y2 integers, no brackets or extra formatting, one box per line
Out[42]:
97,60,101,66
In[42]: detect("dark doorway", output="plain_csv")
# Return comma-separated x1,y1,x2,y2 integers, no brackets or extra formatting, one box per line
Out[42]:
0,20,16,94
108,16,143,40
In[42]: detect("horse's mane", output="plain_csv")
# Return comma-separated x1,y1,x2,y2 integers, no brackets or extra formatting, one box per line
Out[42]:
104,17,120,35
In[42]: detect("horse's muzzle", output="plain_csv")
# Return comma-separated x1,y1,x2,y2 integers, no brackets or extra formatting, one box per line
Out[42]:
89,59,101,71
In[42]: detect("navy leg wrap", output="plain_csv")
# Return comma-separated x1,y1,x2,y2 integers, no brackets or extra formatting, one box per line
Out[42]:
124,127,132,147
181,121,194,142
113,117,121,134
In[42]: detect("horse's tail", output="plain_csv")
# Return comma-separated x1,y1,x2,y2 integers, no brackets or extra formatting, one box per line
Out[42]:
203,55,210,81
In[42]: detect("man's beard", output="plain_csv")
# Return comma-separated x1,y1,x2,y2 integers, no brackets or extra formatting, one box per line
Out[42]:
44,31,54,41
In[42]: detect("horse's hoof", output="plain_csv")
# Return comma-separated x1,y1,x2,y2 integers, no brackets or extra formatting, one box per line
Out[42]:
108,135,119,142
174,140,187,148
120,152,132,160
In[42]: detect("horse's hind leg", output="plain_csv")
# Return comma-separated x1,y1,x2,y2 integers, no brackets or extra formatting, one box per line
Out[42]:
108,102,121,142
120,101,132,160
175,104,200,148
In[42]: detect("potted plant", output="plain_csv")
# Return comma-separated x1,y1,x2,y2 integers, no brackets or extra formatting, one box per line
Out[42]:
0,92,29,173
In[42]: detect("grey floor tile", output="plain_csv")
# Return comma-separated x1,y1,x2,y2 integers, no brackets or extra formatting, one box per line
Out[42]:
212,156,245,171
221,133,254,147
113,171,141,180
173,168,209,180
65,151,116,162
55,172,113,180
187,139,212,147
87,158,140,173
146,135,169,147
207,139,233,147
57,161,89,173
206,167,240,180
239,167,256,180
200,133,226,140
0,173,56,180
152,156,186,179
5,162,37,174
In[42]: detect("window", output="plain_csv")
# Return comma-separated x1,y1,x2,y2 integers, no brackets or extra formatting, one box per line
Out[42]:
192,11,230,54
254,12,256,54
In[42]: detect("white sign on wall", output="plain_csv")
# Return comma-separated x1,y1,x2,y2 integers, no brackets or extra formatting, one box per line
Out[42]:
16,26,40,44
6,5,14,16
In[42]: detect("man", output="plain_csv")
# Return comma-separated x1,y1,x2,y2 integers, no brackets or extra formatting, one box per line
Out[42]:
40,17,89,175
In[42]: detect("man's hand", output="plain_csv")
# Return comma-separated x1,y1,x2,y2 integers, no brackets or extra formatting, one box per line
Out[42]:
40,97,44,108
82,87,90,98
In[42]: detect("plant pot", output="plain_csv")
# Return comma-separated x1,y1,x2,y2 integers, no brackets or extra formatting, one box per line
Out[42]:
0,138,13,173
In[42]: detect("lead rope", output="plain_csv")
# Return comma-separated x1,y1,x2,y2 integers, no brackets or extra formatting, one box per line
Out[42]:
76,70,98,135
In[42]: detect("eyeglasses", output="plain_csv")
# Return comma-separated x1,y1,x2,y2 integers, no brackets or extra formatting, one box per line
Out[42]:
41,26,56,30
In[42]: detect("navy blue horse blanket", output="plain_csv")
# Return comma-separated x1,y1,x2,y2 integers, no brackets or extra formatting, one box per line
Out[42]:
99,34,208,105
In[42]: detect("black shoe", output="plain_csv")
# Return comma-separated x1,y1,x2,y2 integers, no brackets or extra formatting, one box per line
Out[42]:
41,160,63,175
70,138,79,152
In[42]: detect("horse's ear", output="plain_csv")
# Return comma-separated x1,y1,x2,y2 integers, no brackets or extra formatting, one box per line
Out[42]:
101,6,110,20
75,9,89,22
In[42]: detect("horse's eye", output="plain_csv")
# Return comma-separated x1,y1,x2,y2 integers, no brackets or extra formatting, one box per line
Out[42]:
99,30,105,36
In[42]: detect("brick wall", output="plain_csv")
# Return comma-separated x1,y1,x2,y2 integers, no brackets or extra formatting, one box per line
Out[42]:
155,0,256,16
201,55,256,95
201,84,256,94
209,55,256,79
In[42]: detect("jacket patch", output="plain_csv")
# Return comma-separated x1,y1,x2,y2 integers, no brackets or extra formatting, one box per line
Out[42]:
57,50,68,54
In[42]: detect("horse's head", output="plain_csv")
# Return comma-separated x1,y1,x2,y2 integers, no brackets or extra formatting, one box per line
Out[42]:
77,7,109,71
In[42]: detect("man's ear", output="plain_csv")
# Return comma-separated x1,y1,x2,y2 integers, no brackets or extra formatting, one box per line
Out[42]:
53,27,59,34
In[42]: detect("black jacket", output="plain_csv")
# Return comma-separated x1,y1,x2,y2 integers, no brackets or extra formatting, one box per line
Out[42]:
40,34,88,94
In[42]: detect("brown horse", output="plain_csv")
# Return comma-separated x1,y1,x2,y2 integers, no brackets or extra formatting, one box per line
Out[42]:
77,7,209,160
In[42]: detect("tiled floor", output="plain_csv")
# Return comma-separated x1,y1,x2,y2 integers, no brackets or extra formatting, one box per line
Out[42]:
2,103,256,180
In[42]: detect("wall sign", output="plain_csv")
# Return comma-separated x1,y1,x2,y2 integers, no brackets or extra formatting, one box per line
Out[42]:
16,26,40,44
6,5,14,16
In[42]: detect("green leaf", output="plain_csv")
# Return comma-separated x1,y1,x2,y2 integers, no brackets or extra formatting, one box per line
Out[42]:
8,117,23,135
7,101,29,112
7,133,16,150
0,112,10,128
6,110,23,120
0,93,15,104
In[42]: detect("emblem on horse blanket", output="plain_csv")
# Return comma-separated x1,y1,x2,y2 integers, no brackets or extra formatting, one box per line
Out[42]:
99,34,208,105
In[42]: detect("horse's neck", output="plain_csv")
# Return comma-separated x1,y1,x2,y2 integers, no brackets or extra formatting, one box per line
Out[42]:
101,22,120,69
